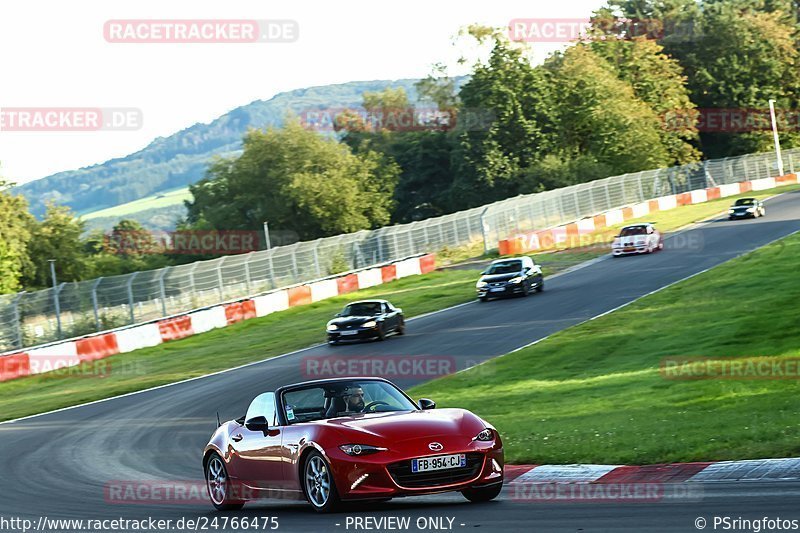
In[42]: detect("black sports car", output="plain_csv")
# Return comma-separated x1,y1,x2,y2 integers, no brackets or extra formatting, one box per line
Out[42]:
728,197,765,219
326,300,405,344
476,256,544,301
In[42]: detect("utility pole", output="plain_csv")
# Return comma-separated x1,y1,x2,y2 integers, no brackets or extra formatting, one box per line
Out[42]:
48,259,62,339
769,99,784,176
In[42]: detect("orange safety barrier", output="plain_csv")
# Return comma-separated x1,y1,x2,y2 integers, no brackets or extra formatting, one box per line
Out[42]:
288,285,312,307
158,315,194,342
336,274,359,295
419,254,436,274
593,214,607,229
76,334,120,362
676,193,692,206
622,207,634,219
739,181,753,193
776,173,797,185
381,264,397,283
0,352,30,382
648,200,660,212
224,300,257,325
706,187,721,200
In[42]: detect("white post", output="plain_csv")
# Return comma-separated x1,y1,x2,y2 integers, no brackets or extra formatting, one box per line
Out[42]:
769,99,784,176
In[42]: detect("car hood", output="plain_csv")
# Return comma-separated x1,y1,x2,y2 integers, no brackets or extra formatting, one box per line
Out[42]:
323,408,486,443
731,205,753,211
329,315,376,326
480,273,520,283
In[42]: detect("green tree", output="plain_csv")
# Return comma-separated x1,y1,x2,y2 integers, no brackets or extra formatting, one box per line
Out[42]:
605,0,800,157
545,45,672,174
23,203,87,289
186,118,400,239
450,26,558,208
589,36,701,164
0,178,33,293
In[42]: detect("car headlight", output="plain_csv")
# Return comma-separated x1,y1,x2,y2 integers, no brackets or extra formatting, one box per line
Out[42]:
362,320,377,328
476,281,487,288
472,428,494,442
728,209,735,213
326,324,338,331
339,444,387,456
509,277,524,284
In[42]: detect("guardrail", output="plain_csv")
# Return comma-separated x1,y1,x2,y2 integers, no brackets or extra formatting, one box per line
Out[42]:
0,254,435,382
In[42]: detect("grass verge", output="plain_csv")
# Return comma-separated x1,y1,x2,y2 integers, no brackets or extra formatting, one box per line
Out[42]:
410,232,800,465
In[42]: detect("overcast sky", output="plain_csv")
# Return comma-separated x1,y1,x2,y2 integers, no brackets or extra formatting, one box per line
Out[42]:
0,0,605,185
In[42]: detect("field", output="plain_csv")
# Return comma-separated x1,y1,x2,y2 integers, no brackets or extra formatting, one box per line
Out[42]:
80,187,191,220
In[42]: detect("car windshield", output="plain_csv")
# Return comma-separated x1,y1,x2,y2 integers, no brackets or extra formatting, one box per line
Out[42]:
734,198,755,206
485,260,522,275
619,226,647,236
341,302,382,316
282,380,418,424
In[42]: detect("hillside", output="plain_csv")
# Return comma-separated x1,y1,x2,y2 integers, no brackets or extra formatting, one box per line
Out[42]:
15,79,427,221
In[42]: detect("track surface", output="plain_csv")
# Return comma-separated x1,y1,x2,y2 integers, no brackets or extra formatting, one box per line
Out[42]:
3,190,800,532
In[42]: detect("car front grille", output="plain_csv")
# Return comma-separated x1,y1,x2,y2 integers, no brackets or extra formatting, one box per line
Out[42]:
387,453,484,489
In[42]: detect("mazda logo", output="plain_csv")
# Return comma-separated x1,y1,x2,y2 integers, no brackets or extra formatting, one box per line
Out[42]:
428,442,443,451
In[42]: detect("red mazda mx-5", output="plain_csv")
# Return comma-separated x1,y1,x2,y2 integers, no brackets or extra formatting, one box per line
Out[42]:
203,377,504,512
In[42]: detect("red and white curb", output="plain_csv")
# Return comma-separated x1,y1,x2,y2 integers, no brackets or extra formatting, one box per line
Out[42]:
504,457,800,484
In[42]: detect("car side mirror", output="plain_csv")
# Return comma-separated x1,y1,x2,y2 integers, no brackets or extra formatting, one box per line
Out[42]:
245,416,269,431
334,313,341,317
418,398,436,410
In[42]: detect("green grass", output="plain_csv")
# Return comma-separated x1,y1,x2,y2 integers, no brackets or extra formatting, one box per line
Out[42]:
80,187,191,220
410,231,800,465
0,270,482,422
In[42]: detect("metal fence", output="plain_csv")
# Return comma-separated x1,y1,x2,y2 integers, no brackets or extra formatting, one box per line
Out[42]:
3,147,798,352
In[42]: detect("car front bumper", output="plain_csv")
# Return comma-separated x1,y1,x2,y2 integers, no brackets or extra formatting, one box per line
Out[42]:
327,442,504,501
477,283,526,298
327,326,380,342
729,211,755,219
612,246,650,256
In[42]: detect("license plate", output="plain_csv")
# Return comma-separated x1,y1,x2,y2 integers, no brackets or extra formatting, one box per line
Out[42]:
623,248,635,252
340,330,358,336
490,287,505,292
411,453,466,473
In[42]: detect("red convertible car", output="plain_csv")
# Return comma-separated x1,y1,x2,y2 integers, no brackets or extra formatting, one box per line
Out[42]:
203,377,504,512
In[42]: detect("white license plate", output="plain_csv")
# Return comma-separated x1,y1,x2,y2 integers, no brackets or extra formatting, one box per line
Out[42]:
340,330,358,336
490,287,505,292
411,453,466,473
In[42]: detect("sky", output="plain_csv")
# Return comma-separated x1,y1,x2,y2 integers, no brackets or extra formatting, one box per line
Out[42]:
0,0,605,185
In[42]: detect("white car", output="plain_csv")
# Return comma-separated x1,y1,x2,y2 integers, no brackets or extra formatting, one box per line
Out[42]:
611,223,663,256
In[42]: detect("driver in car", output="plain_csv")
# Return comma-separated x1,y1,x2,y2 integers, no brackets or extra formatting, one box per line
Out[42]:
342,384,366,413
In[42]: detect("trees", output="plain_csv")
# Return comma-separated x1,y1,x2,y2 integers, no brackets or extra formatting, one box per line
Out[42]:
186,118,399,239
0,178,34,293
22,203,87,289
605,0,800,158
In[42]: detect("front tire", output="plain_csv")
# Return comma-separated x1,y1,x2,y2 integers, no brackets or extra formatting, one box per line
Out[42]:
205,453,245,511
535,279,544,293
303,451,341,513
396,320,405,335
462,483,503,503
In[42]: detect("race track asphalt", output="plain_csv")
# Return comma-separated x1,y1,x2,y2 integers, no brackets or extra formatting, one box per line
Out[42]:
2,189,800,532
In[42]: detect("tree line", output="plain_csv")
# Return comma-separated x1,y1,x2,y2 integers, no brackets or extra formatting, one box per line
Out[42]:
2,0,798,293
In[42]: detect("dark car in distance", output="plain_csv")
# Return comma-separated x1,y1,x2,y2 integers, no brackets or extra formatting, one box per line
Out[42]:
728,197,765,219
476,257,543,302
326,300,405,344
